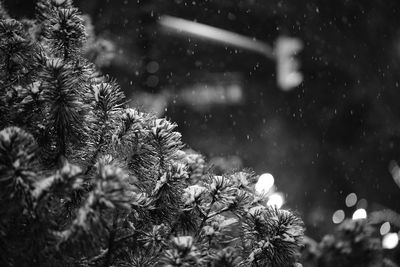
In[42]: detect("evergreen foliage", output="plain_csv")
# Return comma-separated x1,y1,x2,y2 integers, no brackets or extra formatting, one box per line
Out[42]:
301,219,399,267
299,157,400,267
0,1,304,266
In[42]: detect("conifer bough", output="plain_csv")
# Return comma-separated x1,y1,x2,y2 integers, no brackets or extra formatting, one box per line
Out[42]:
0,1,304,266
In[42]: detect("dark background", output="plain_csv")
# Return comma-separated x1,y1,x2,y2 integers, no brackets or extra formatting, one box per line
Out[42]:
5,0,400,238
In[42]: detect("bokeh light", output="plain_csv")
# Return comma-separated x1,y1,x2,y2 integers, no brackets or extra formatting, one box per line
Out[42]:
332,209,345,224
380,222,391,236
255,173,275,195
382,233,399,249
345,193,357,207
352,208,367,220
356,198,368,209
267,192,284,208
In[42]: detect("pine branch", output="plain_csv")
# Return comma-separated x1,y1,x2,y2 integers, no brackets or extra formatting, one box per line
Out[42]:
38,1,86,61
36,0,73,24
103,211,118,267
40,58,86,163
0,19,36,95
84,82,124,175
243,206,304,266
149,162,188,225
32,159,82,201
149,118,183,172
0,127,36,205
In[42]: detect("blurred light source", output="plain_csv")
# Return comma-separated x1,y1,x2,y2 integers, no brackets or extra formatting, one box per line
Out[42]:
145,75,159,87
275,36,303,91
356,198,368,209
267,192,284,208
146,61,159,73
159,15,274,58
332,209,345,224
345,193,357,207
159,16,303,91
389,160,400,188
382,233,399,249
176,73,244,111
255,173,274,195
380,222,391,235
352,208,367,220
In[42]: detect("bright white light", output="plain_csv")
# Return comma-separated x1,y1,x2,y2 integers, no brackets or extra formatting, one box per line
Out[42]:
382,233,399,249
255,173,274,195
345,193,357,207
276,37,303,91
267,192,284,208
332,210,345,224
380,222,391,236
159,15,274,58
352,208,367,220
278,72,303,91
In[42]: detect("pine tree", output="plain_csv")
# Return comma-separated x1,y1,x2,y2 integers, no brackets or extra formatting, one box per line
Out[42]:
0,1,304,266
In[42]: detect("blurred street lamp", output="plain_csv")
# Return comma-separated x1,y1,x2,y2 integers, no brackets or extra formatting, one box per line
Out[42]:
275,36,303,90
159,15,303,91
